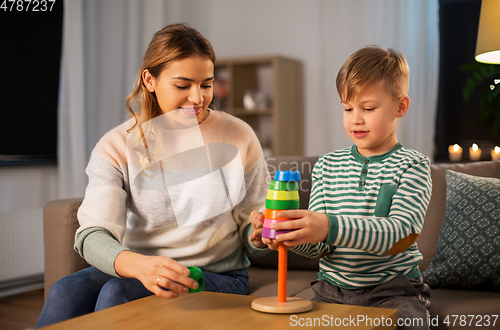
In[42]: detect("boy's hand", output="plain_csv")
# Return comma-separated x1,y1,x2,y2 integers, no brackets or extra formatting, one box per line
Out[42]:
270,210,330,247
249,209,267,248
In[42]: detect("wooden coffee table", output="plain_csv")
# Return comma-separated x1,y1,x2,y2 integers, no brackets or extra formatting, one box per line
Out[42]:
41,291,397,329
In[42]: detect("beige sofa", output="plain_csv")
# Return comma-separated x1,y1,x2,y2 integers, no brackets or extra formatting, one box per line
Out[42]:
43,157,500,329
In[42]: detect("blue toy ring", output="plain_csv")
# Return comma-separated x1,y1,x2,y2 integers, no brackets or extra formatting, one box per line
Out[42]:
274,170,301,182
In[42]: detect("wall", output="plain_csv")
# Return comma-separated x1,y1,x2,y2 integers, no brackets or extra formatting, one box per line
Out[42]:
0,166,59,295
184,0,329,156
0,167,58,213
177,0,438,158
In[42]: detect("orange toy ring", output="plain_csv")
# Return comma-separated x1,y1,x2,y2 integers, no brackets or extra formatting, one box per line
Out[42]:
265,209,296,220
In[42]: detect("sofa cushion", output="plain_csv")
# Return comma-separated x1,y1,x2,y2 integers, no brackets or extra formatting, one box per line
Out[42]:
43,198,88,300
423,170,500,291
418,161,500,272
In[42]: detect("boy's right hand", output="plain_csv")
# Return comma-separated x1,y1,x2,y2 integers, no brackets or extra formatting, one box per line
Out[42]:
269,210,330,248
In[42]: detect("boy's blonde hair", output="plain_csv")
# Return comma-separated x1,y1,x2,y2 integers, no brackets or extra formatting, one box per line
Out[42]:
336,46,409,102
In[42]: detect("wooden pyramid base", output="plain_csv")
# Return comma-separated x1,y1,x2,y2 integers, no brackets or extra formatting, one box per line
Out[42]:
251,296,313,314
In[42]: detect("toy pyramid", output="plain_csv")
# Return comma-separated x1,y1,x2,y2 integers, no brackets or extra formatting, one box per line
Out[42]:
251,171,313,314
262,170,300,240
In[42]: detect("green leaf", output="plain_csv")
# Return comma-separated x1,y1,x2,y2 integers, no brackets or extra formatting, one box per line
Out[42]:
459,62,482,72
462,78,477,101
480,66,489,77
460,61,500,135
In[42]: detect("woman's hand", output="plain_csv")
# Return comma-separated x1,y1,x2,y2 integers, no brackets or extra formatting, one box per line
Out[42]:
249,209,267,248
262,236,281,250
114,251,199,298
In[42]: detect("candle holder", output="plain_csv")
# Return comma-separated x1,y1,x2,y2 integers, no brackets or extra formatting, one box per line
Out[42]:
448,144,463,162
492,146,500,161
469,143,482,161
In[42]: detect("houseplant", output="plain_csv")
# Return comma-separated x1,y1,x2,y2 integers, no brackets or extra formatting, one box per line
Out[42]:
461,62,500,135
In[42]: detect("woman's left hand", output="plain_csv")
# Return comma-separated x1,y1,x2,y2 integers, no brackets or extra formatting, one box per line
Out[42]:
249,209,266,248
114,251,197,299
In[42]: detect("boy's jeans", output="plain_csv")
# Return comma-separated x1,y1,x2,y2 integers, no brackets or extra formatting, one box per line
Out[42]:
36,266,249,329
311,275,431,330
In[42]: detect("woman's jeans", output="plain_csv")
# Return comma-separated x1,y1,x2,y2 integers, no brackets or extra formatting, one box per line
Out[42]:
35,266,249,328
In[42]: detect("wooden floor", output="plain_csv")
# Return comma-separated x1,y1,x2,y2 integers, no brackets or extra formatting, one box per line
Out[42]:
0,290,44,330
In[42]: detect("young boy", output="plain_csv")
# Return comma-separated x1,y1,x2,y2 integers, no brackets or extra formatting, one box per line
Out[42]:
251,46,432,329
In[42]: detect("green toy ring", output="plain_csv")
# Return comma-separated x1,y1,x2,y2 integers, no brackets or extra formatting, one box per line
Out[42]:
187,266,204,293
265,199,299,210
268,180,299,191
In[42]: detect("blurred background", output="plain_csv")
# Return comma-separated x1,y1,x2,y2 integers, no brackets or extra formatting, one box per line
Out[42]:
0,0,497,298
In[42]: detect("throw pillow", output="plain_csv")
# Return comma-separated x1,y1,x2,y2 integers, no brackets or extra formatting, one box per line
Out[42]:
423,170,500,291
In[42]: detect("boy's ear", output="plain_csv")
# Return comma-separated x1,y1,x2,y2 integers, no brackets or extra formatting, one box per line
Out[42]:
142,69,156,93
396,96,410,118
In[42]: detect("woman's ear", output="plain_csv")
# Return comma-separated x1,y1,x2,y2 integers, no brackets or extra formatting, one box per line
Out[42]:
396,96,410,118
142,69,155,93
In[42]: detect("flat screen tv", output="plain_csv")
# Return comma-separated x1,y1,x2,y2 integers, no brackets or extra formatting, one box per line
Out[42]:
0,2,63,166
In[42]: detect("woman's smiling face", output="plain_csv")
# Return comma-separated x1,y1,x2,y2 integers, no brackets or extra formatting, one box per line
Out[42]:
143,56,214,124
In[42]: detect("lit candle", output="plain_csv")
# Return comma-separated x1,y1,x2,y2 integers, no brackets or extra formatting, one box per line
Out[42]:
448,144,462,162
492,146,500,161
469,143,482,161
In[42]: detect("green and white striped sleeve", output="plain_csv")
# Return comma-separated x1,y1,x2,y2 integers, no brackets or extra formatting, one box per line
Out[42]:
325,157,432,256
292,156,335,258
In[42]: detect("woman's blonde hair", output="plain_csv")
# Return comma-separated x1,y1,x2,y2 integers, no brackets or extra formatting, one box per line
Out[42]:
126,23,216,132
126,23,215,172
336,46,409,102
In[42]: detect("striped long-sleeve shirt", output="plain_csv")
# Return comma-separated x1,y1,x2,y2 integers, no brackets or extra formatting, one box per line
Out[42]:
292,143,432,289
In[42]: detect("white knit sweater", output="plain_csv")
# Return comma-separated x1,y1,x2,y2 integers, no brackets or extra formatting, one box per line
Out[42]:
74,110,270,277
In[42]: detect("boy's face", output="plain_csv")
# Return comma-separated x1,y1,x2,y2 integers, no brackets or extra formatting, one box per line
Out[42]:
341,81,409,157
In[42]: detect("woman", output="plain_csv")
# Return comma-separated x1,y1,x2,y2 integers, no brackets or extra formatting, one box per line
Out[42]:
36,23,269,328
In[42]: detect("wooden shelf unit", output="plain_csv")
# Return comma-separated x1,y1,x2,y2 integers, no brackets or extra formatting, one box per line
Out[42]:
213,56,303,157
